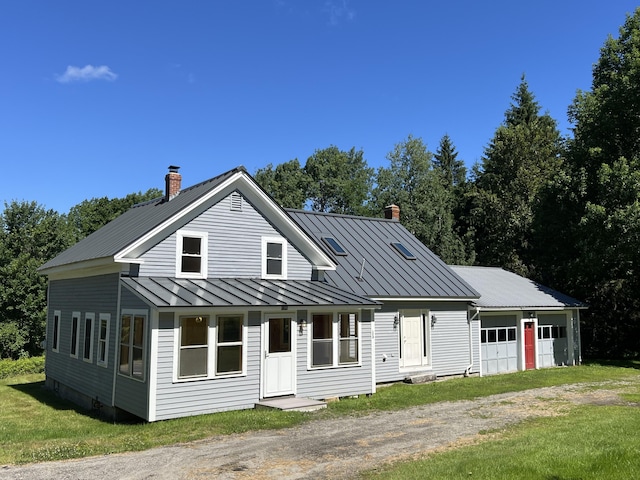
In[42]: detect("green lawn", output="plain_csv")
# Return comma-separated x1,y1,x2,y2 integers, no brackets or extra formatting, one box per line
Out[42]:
1,362,638,466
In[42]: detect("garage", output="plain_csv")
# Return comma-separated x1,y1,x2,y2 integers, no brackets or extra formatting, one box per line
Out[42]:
480,315,518,374
537,313,569,367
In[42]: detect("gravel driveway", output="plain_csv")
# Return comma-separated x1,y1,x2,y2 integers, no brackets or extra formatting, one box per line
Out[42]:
2,379,634,480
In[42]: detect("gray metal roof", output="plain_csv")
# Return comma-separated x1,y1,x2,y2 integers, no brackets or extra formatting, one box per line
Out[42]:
287,210,479,299
450,266,587,309
121,277,380,308
40,167,245,271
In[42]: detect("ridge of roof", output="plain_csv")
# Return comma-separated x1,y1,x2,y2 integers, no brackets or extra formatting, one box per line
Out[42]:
284,208,396,223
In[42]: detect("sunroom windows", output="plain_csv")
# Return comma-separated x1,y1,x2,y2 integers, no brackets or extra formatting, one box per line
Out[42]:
311,312,360,368
119,310,147,380
176,314,247,381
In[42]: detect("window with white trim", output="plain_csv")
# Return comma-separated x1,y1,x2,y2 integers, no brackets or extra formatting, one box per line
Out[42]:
311,312,360,368
97,313,110,367
119,310,146,380
179,316,209,378
176,230,208,278
262,237,287,279
70,311,80,358
52,310,61,353
83,312,95,362
217,315,243,375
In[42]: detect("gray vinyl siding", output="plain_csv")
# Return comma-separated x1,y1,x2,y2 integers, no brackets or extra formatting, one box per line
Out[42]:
45,273,120,406
374,301,476,382
138,193,312,280
114,285,152,419
297,309,374,399
152,310,262,421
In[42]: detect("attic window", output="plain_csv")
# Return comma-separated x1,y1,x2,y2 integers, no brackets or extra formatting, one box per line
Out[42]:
391,242,416,260
230,192,243,212
322,236,347,256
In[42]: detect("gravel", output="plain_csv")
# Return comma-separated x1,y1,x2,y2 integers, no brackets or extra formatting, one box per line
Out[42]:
2,379,634,480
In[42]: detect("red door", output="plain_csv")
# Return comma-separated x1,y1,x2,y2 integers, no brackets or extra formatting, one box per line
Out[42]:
524,322,535,369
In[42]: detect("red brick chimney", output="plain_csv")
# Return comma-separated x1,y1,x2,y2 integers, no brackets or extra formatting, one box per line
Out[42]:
165,165,182,201
384,204,400,221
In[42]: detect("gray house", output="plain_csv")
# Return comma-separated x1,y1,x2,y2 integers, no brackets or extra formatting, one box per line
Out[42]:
450,266,587,375
39,166,581,421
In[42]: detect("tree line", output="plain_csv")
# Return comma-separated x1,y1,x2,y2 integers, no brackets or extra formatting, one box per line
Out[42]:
2,9,639,359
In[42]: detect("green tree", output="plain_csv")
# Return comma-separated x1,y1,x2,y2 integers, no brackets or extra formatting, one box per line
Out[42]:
0,201,73,358
371,135,468,263
254,159,309,209
67,188,162,240
557,8,640,357
469,76,564,277
304,146,373,215
433,134,467,188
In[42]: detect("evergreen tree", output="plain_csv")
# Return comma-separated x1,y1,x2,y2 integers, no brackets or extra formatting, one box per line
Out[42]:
433,134,466,188
469,76,563,277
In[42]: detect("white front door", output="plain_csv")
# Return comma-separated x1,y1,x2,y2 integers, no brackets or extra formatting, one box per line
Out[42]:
263,315,295,397
401,311,423,368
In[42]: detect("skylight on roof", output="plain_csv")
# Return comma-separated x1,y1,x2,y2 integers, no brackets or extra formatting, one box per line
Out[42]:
391,242,416,260
322,236,347,255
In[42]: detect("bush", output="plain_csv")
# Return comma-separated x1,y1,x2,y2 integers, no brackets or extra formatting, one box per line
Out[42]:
0,356,45,379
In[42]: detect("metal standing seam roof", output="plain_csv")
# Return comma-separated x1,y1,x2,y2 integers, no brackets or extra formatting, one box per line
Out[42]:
121,277,381,308
286,210,480,300
449,266,587,309
39,167,245,271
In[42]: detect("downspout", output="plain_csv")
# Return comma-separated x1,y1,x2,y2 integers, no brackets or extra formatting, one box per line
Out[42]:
465,306,480,377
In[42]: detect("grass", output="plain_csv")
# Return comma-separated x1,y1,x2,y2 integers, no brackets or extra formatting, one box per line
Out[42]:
363,403,640,479
0,361,638,466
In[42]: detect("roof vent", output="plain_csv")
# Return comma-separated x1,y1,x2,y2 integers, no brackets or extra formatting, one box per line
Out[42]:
230,192,243,211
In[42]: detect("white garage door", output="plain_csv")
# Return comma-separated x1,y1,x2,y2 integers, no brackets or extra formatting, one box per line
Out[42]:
481,327,518,374
538,325,568,367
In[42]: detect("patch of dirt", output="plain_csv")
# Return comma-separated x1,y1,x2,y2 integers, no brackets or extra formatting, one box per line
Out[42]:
3,376,638,480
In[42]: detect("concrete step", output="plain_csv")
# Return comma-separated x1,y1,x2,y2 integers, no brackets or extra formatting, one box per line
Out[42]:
404,372,437,384
255,397,327,412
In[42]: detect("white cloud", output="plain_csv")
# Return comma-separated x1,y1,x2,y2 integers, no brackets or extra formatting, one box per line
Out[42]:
324,0,355,26
56,65,118,84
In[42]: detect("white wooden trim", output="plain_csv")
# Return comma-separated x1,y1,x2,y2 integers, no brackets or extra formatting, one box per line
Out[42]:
97,313,110,367
70,311,81,358
175,230,208,279
261,236,288,280
82,312,95,363
147,310,159,422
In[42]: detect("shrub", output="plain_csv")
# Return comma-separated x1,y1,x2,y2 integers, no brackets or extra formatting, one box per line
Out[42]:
0,356,45,379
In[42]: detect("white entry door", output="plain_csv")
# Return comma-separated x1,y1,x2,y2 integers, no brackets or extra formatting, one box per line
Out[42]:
401,311,423,368
263,315,295,397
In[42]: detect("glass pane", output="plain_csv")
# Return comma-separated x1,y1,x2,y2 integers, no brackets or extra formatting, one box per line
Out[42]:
313,314,332,339
180,347,207,377
100,320,107,340
218,316,242,342
217,345,242,373
481,330,487,344
339,313,357,338
498,329,507,342
559,326,567,338
119,345,129,374
266,258,282,275
266,242,282,259
121,315,131,343
99,341,106,363
269,318,291,353
312,340,333,366
53,316,59,349
132,346,144,378
71,317,78,355
543,327,551,339
182,236,201,255
487,329,497,343
181,317,208,346
508,328,516,341
339,338,358,364
84,318,92,359
181,255,201,273
133,316,144,348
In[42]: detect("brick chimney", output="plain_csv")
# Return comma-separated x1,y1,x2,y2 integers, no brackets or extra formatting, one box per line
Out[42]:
384,204,400,221
165,166,182,201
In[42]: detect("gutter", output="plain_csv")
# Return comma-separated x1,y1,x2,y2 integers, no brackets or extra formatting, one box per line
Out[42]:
465,306,480,376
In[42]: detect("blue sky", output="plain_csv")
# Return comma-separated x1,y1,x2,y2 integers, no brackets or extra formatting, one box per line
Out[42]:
1,1,638,214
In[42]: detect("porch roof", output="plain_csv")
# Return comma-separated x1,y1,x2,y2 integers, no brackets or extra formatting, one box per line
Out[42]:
121,277,381,309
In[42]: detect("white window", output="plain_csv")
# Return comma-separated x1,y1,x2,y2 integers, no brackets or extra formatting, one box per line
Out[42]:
262,237,287,279
311,312,360,368
119,310,147,380
83,312,95,362
176,230,208,278
70,311,80,358
179,316,209,378
97,313,110,367
174,313,247,381
52,310,61,353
